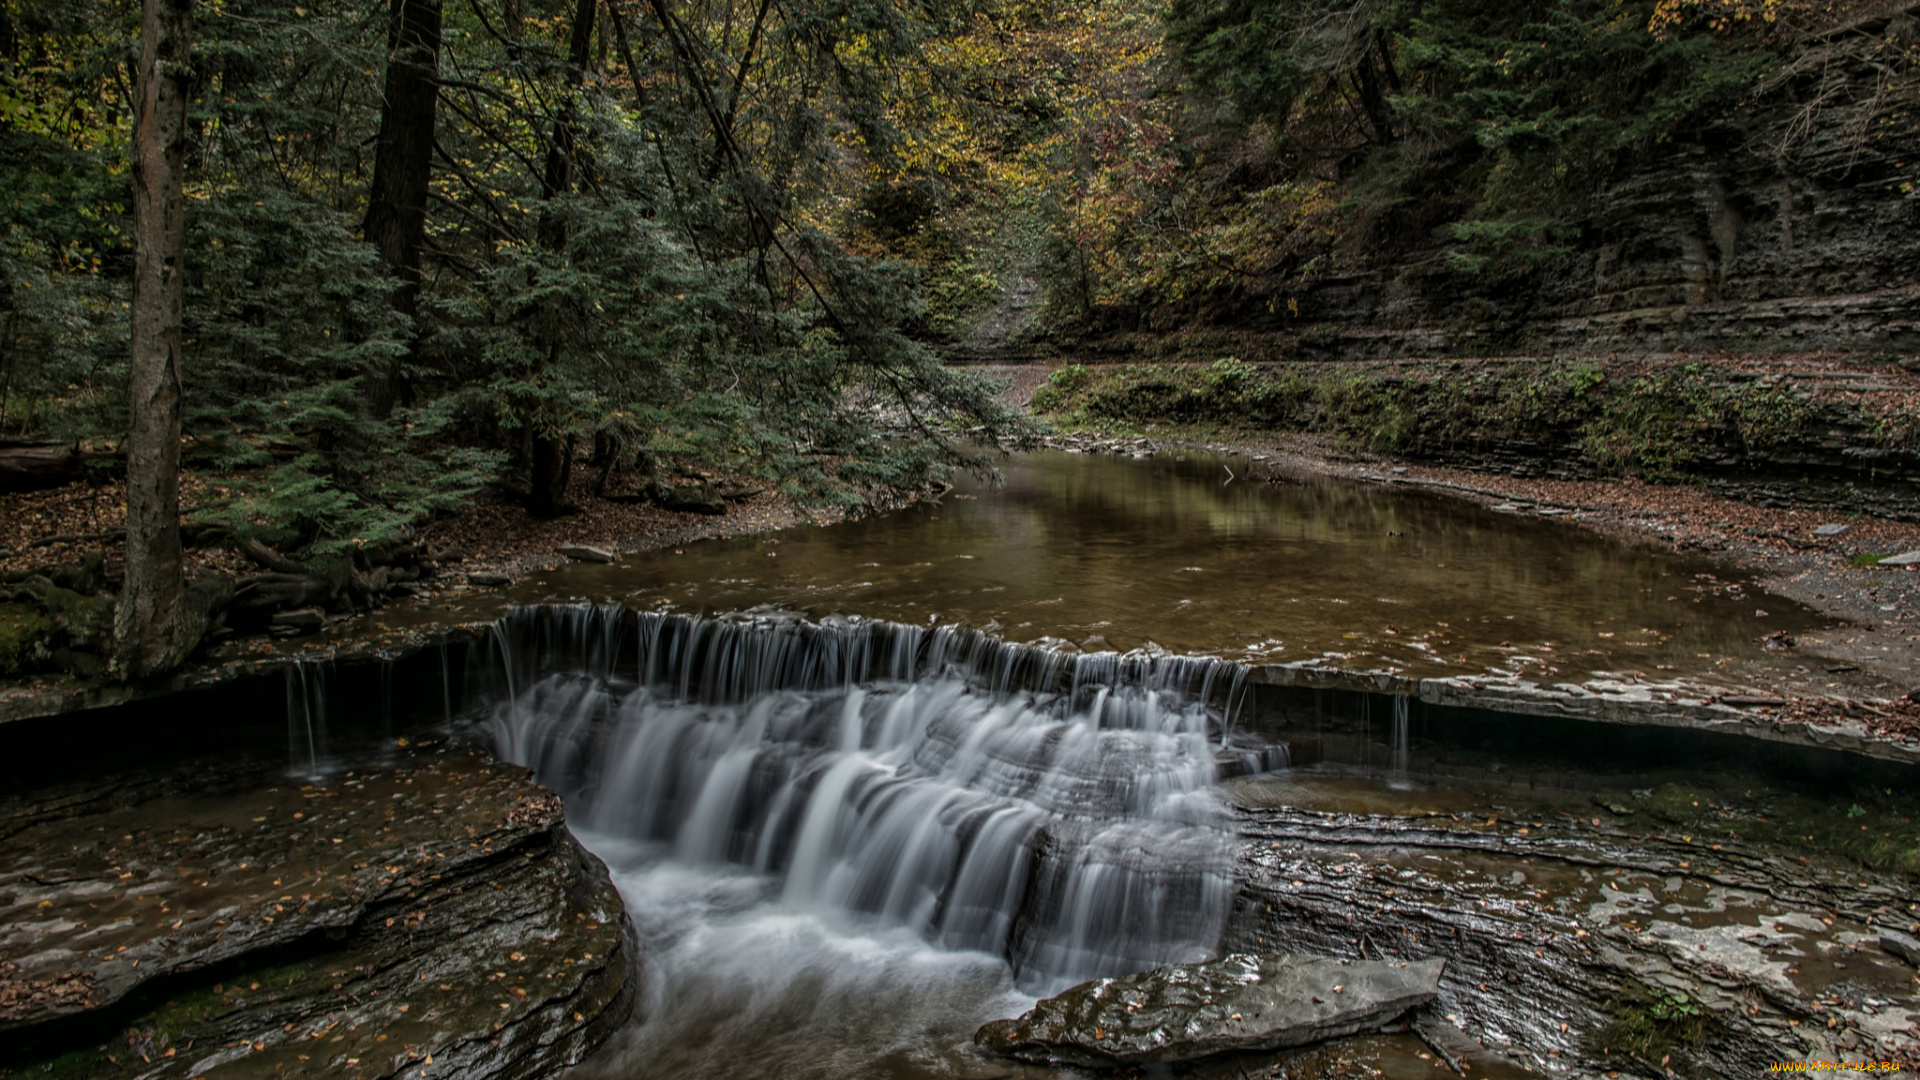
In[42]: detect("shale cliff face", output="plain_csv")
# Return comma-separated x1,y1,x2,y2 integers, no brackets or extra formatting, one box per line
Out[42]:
1154,16,1920,362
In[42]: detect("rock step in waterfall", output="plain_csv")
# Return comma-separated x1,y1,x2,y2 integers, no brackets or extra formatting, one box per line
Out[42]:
479,604,1286,993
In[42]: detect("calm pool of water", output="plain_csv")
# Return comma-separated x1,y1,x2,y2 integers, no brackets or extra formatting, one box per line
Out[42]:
514,450,1821,682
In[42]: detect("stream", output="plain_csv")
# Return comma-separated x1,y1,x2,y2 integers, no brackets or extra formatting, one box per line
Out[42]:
2,451,1915,1080
393,450,1844,687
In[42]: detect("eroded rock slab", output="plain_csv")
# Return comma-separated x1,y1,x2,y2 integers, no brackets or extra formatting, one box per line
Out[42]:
0,747,633,1079
1227,796,1920,1076
974,953,1443,1066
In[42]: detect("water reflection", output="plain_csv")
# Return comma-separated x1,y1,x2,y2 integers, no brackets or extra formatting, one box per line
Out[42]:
527,451,1819,680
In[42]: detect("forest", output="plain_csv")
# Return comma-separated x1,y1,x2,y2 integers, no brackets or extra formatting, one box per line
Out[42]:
1,0,1911,675
5,5,1920,1077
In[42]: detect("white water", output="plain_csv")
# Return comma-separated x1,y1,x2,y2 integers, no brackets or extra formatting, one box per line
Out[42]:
480,606,1270,1076
571,834,1034,1080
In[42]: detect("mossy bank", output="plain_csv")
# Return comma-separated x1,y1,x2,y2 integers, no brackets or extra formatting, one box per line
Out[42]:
1031,355,1920,520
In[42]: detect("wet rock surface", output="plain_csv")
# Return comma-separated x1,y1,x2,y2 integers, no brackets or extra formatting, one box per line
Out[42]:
1223,773,1920,1077
0,747,632,1079
975,953,1442,1066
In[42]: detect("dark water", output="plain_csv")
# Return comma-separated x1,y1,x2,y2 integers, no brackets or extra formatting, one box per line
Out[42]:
510,451,1821,682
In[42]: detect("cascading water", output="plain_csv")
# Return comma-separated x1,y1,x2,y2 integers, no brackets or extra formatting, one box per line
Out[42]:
478,604,1278,994
1390,693,1412,789
285,658,332,778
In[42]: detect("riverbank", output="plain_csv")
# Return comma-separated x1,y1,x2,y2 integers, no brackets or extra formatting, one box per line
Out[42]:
0,465,837,697
0,471,832,585
981,356,1920,730
9,357,1920,761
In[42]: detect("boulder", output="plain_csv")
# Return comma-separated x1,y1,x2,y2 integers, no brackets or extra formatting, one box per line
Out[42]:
557,544,616,564
975,953,1444,1066
649,482,726,515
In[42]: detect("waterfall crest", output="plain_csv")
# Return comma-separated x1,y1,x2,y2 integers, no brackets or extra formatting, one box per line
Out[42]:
479,605,1276,992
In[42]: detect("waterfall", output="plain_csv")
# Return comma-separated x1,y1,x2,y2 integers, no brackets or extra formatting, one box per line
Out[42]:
1390,693,1412,789
285,658,332,777
478,605,1277,993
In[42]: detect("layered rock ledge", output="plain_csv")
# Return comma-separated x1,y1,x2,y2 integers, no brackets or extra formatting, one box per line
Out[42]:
0,747,632,1079
1224,781,1920,1076
975,953,1443,1066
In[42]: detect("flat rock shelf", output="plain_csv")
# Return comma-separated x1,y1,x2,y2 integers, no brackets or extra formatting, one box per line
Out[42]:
975,953,1444,1066
0,747,633,1080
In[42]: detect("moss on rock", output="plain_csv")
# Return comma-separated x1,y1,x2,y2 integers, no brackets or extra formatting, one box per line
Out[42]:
0,602,55,676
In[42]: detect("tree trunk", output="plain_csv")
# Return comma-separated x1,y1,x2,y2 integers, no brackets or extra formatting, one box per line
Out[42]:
363,0,441,416
503,0,523,46
116,0,195,680
537,0,596,245
527,431,572,518
1353,33,1397,145
525,0,597,519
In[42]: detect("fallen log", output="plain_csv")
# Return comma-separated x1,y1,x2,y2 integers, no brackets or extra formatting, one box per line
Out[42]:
0,441,82,493
238,537,309,575
228,572,339,622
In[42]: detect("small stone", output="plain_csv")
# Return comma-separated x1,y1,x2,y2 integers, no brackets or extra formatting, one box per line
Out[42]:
467,572,512,587
1874,551,1920,566
1813,524,1850,538
556,545,615,564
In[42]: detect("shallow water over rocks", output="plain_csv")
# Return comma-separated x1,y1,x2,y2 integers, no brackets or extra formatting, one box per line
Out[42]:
6,446,1918,1080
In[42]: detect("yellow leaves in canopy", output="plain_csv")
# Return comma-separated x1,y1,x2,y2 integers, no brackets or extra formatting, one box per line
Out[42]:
1648,0,1790,38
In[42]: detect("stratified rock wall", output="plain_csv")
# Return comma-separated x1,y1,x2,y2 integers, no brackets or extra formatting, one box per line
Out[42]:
0,749,633,1080
1130,24,1920,361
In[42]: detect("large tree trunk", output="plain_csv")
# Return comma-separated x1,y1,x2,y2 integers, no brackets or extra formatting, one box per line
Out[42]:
538,0,596,243
525,0,597,519
115,0,196,680
362,0,441,416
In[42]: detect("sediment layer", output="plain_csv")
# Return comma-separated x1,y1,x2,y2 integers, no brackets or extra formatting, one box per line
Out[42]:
0,746,632,1080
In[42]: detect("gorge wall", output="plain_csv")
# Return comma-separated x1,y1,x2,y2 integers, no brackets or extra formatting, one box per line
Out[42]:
1065,8,1920,364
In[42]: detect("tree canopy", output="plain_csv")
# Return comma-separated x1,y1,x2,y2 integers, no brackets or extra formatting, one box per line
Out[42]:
1,0,1037,561
2,0,1911,563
